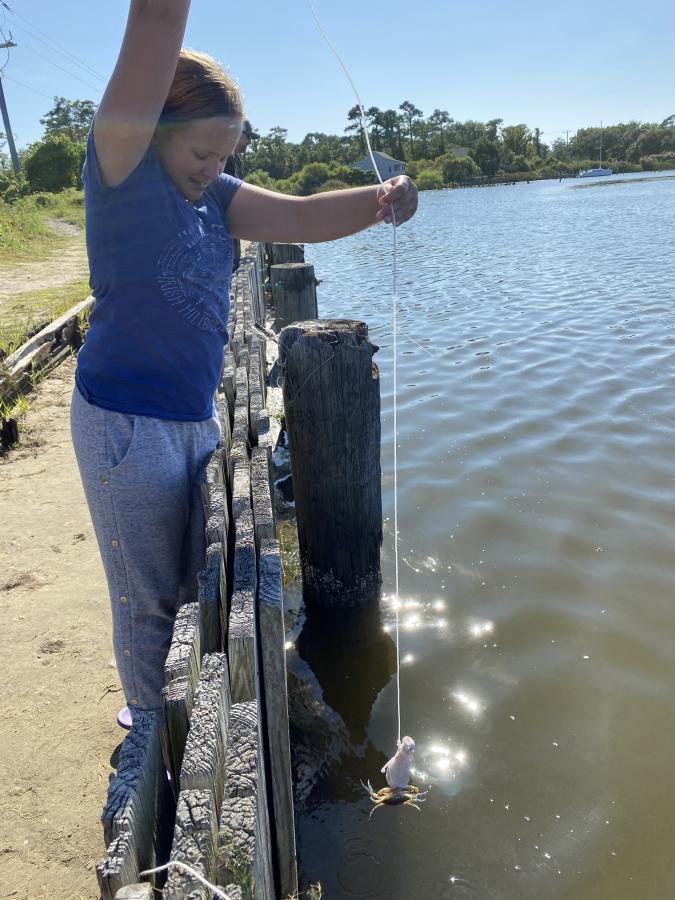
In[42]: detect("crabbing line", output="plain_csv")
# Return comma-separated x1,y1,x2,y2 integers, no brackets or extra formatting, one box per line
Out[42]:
307,0,402,746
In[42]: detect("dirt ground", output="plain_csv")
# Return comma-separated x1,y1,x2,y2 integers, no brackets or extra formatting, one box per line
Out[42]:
0,356,122,899
0,221,89,308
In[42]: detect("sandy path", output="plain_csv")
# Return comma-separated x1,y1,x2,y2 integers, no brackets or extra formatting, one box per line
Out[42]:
0,357,121,899
0,222,89,309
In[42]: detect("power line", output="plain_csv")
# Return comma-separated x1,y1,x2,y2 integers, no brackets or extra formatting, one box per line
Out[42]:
2,71,54,101
19,42,103,96
0,1,106,83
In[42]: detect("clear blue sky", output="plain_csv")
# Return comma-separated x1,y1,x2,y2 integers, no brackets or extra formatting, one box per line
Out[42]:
1,0,673,150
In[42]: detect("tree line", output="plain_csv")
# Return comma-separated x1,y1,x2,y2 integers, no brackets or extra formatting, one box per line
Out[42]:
2,97,675,201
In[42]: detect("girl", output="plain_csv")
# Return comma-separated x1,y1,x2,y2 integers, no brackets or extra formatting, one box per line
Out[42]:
71,0,418,731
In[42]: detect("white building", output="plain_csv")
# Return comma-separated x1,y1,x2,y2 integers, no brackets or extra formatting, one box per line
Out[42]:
352,150,406,179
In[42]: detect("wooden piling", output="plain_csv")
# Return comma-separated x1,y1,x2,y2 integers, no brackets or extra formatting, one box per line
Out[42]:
265,242,305,268
270,262,318,331
279,318,382,607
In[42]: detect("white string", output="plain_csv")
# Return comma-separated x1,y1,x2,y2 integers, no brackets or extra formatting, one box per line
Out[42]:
306,0,402,746
138,861,232,898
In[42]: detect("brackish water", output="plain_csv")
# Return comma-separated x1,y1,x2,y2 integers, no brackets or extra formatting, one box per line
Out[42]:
287,172,675,899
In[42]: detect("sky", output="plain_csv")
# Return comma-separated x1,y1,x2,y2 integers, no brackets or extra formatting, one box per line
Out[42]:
0,0,673,151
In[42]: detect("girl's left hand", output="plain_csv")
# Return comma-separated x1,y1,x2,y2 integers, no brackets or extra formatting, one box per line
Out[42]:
376,175,419,226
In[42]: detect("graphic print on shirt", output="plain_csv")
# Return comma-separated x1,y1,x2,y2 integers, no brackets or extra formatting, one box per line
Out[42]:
157,224,232,333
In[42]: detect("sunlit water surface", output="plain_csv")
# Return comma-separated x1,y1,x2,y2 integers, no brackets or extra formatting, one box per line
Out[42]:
285,173,675,900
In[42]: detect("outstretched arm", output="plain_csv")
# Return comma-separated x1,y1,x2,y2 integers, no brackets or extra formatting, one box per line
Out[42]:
93,0,190,187
227,175,418,244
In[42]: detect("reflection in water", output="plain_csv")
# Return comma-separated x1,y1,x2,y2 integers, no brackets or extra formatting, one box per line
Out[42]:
296,599,396,745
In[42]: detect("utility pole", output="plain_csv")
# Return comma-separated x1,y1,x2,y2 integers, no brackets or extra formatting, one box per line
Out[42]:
0,40,20,175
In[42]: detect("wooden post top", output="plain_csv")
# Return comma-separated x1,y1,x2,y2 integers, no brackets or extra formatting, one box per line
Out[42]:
280,318,371,346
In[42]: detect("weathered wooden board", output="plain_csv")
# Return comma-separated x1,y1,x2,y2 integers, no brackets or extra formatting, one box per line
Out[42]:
180,653,231,814
217,701,273,899
231,457,251,523
229,510,257,703
3,295,94,373
164,789,218,900
221,351,236,417
164,602,201,692
161,675,193,790
98,711,161,898
258,539,298,897
197,542,222,654
250,446,275,548
204,482,227,548
216,396,232,454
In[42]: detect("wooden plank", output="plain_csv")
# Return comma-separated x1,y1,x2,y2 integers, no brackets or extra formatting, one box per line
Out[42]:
235,363,249,399
164,789,218,900
258,539,298,897
3,295,94,372
216,396,232,453
228,510,256,703
217,702,273,899
249,392,264,445
198,543,222,654
249,337,265,403
164,602,201,692
180,652,231,813
221,351,236,416
228,438,248,495
256,409,272,452
161,676,193,790
205,482,228,548
231,457,251,523
97,831,136,900
250,447,275,548
232,401,249,450
98,710,161,897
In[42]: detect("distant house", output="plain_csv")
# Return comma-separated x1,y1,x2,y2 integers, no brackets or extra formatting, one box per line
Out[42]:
448,145,470,158
352,150,406,179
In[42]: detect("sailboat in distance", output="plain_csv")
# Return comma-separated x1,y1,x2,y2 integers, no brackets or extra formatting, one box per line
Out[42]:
579,121,613,177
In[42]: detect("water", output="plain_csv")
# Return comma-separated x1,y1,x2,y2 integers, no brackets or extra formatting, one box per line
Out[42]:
286,172,675,899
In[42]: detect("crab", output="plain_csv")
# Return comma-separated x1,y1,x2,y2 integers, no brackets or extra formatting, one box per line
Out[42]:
360,778,428,816
361,735,428,816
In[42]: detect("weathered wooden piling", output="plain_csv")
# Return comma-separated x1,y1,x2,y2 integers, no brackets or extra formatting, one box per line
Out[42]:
264,242,305,268
270,262,318,331
279,318,383,607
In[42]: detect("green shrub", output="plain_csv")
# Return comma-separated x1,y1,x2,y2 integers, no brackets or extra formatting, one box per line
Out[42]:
316,178,350,192
415,169,444,190
243,170,276,189
23,136,86,193
439,153,481,183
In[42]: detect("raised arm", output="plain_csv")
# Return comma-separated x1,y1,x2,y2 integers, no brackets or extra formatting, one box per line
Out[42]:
93,0,190,187
227,175,418,244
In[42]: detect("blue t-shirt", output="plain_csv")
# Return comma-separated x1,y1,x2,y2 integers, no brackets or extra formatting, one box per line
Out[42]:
76,129,241,421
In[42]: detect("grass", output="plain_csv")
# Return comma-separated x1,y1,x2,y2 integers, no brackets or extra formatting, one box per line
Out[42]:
0,188,85,264
0,278,91,361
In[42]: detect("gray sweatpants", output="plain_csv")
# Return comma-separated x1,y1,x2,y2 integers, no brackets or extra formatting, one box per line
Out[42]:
70,385,220,716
